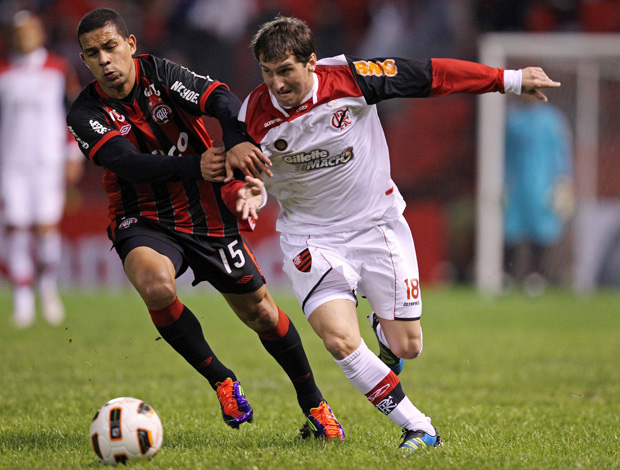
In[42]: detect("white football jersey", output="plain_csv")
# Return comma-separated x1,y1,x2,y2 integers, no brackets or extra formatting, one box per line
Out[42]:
0,48,74,170
239,54,506,235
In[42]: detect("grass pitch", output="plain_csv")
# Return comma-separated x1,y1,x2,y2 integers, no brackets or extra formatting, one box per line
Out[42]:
1,286,619,469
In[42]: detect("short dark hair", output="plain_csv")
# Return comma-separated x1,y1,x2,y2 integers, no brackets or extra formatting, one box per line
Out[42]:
250,16,315,64
77,8,129,47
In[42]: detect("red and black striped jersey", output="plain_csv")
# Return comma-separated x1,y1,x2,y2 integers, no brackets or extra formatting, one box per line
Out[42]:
67,54,249,237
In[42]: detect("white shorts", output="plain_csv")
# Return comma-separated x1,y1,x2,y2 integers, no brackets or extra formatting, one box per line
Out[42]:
281,215,422,320
1,165,65,227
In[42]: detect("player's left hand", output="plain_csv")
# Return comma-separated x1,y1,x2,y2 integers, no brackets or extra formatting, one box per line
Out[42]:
225,142,272,182
236,175,265,221
200,146,227,182
521,67,561,102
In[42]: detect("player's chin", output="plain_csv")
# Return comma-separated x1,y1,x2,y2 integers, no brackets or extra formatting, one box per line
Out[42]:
275,92,296,107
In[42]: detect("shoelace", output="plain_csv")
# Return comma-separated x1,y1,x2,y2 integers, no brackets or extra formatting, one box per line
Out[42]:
311,403,341,438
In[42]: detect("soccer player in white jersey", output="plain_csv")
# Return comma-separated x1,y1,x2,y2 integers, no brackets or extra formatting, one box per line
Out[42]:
230,16,560,451
0,11,83,328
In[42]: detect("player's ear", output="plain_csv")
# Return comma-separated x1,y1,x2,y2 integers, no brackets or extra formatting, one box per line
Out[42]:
127,34,137,55
308,53,317,72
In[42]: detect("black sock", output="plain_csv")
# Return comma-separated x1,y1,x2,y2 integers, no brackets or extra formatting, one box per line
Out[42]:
259,310,324,414
156,307,236,390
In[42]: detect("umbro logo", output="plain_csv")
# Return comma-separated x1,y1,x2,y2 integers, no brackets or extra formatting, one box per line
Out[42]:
237,275,254,284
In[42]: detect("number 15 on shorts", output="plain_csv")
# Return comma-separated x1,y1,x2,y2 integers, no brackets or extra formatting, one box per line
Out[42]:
218,240,246,273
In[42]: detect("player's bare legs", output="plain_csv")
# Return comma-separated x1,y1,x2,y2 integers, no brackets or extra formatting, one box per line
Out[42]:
307,299,361,360
124,246,253,428
307,299,437,445
124,246,177,309
223,288,343,438
376,318,423,360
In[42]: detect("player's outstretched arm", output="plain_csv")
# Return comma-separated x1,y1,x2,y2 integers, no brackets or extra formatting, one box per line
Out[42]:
225,141,273,182
236,175,265,221
521,67,561,102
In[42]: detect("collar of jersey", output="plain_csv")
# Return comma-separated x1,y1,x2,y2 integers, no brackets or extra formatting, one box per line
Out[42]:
14,47,47,68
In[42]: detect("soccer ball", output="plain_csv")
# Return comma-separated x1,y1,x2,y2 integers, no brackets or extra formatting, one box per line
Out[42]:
89,397,163,466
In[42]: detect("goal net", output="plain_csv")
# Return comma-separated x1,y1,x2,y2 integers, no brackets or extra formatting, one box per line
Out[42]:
476,33,620,294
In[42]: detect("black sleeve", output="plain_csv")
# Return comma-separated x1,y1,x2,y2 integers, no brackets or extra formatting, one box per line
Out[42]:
203,86,248,150
345,55,433,105
157,56,249,150
94,136,202,183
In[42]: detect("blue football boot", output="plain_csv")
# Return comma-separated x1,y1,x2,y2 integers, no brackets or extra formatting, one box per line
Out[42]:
400,428,443,452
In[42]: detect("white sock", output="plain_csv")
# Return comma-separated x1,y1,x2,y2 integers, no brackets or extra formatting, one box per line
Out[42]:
389,397,435,435
7,228,34,285
13,285,35,327
334,339,434,434
37,230,62,289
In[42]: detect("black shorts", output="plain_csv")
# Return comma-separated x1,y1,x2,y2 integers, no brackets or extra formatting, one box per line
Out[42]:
108,216,265,294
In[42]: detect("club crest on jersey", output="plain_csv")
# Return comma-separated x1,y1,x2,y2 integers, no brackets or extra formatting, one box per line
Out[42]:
274,139,288,151
119,217,138,230
152,103,173,124
293,248,312,272
283,147,354,171
331,107,352,130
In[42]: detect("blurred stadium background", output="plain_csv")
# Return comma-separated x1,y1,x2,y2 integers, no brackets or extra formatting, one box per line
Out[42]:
1,0,619,294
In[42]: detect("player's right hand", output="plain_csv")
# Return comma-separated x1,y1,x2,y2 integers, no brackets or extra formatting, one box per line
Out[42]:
225,141,273,182
521,67,561,102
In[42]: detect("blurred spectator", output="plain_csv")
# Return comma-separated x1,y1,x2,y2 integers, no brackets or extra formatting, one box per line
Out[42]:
579,0,620,32
503,95,573,295
358,0,459,59
0,10,83,328
357,0,413,58
168,0,258,89
475,0,533,31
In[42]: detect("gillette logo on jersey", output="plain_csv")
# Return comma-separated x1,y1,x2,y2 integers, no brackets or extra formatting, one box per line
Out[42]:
283,147,353,171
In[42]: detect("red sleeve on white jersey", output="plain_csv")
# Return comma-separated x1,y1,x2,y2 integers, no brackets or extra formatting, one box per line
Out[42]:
430,58,504,96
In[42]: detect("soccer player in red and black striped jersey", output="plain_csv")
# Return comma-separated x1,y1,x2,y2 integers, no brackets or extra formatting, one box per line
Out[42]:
66,8,343,438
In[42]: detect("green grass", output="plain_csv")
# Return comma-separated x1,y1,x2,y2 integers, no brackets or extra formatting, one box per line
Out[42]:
1,287,619,469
